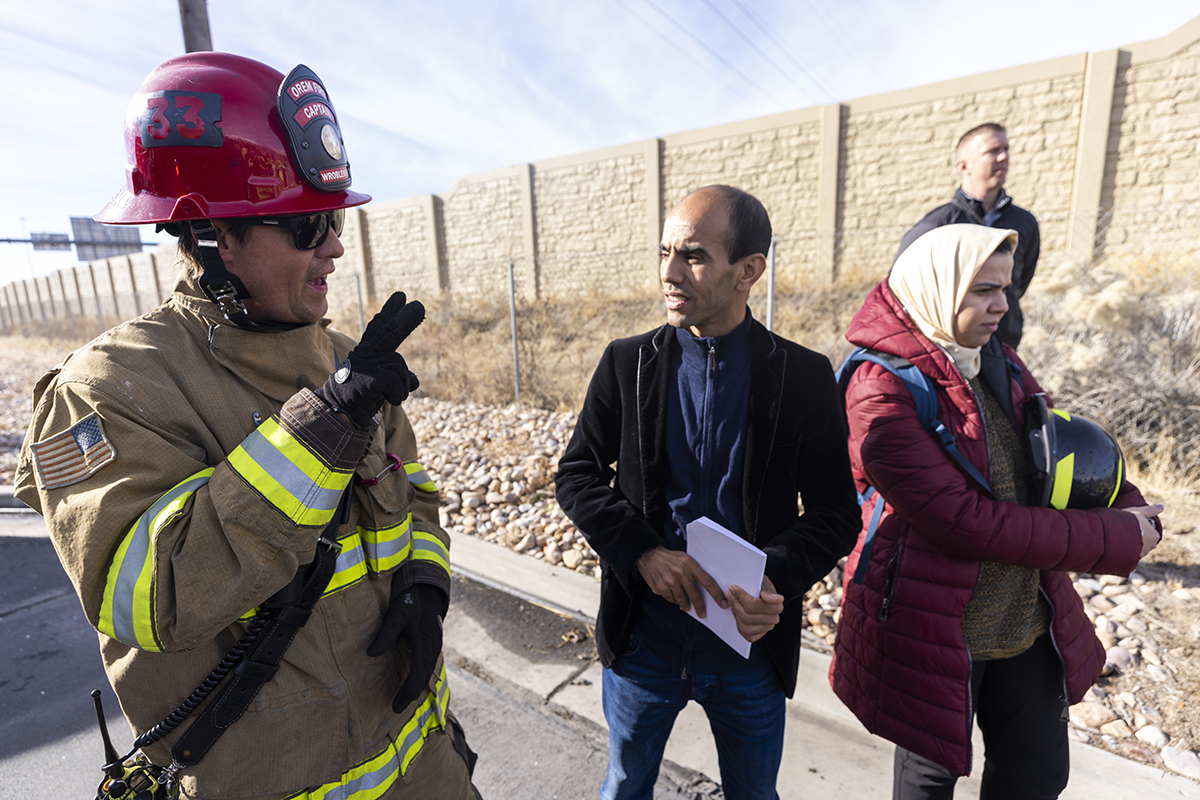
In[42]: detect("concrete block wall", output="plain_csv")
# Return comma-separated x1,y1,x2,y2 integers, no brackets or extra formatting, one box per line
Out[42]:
440,168,529,298
534,143,653,297
1102,29,1200,264
662,117,823,291
837,64,1087,282
7,15,1200,338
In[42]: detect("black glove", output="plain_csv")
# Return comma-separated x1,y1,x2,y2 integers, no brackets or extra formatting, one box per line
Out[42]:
367,579,449,713
315,292,424,429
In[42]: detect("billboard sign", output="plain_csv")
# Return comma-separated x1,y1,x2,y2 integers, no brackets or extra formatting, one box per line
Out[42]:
70,217,143,261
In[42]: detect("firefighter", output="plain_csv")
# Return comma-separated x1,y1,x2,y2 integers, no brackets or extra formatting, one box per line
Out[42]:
15,52,479,799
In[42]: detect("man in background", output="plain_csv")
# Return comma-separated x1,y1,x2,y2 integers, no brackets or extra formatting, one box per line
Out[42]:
896,123,1040,348
556,185,860,799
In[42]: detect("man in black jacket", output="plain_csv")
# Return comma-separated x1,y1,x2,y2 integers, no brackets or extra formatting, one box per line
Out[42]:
556,185,860,800
896,123,1041,348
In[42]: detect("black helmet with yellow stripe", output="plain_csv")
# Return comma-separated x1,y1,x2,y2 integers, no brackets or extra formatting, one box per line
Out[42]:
1027,394,1125,510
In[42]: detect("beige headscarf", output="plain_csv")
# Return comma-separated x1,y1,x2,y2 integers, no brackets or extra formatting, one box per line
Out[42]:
888,224,1018,379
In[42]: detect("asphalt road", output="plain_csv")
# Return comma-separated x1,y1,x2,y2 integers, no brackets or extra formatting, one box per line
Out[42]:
0,534,716,800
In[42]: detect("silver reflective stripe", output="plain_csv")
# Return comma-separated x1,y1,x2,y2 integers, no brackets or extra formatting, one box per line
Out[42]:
241,427,343,514
405,466,435,490
412,537,447,560
362,525,412,567
335,538,365,573
396,701,440,766
327,749,398,800
110,471,212,647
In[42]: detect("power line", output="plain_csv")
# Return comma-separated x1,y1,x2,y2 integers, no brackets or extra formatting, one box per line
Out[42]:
799,0,887,87
631,0,788,110
726,0,840,101
697,0,822,107
608,0,752,102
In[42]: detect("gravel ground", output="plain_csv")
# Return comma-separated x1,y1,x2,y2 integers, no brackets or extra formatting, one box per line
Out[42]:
4,333,1199,781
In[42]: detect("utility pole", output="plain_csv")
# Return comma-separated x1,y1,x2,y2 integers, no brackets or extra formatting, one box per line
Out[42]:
178,0,213,52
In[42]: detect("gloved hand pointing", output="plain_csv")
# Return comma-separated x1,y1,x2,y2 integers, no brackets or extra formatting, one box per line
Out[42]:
367,579,449,713
315,292,424,428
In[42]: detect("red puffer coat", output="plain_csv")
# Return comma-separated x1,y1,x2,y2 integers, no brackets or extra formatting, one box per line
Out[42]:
829,282,1147,775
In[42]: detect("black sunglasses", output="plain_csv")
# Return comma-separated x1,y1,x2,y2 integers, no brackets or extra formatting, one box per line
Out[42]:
245,209,345,250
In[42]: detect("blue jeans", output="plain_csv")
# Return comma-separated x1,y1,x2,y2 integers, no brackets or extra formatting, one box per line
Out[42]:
600,635,785,800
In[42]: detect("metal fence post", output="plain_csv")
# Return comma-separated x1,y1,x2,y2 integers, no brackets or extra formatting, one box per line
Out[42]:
766,237,776,332
354,273,366,336
508,258,521,405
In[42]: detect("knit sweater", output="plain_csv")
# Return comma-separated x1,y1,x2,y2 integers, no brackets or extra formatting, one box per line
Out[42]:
960,375,1050,660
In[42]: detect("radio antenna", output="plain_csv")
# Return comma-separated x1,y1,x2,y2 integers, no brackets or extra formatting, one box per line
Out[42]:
91,689,124,778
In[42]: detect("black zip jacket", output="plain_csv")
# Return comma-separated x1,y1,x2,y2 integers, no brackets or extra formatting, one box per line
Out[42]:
896,188,1041,348
555,319,861,697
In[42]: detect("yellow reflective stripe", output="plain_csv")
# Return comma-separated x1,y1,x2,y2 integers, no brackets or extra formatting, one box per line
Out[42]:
285,663,449,800
411,530,451,577
326,531,369,594
1050,452,1075,510
404,461,437,493
227,418,351,527
99,469,215,651
397,661,450,773
1107,453,1124,508
360,513,413,573
1052,408,1072,422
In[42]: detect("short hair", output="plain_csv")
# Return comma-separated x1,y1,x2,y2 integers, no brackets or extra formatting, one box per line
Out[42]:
689,185,772,264
956,122,1006,155
177,218,254,279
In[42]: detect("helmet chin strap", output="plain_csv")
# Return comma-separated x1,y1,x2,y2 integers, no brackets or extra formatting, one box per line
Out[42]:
182,221,304,332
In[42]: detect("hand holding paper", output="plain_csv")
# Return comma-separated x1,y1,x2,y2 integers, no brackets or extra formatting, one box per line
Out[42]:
636,546,727,617
683,517,770,658
728,576,783,642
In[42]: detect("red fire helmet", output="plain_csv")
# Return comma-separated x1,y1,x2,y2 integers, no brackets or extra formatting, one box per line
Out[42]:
96,52,370,225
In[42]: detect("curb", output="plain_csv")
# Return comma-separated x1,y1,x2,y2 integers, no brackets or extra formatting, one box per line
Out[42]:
448,531,598,623
0,485,34,512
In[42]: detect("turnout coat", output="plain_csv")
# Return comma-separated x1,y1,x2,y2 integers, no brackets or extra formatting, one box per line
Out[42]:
16,274,456,799
829,282,1148,775
556,319,861,697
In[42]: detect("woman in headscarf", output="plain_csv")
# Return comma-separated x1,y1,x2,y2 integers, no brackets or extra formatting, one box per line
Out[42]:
829,224,1163,799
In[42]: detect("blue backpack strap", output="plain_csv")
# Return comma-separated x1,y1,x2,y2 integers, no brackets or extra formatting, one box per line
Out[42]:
850,487,886,585
837,348,993,585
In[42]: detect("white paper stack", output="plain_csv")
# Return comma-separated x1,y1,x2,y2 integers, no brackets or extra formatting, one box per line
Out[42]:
683,516,768,658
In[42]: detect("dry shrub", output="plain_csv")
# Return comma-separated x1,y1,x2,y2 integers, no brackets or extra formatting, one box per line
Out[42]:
386,277,881,412
360,252,1199,491
401,291,663,411
759,278,878,364
1021,255,1200,485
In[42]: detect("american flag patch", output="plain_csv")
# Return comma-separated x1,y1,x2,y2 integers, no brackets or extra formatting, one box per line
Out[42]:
31,413,116,490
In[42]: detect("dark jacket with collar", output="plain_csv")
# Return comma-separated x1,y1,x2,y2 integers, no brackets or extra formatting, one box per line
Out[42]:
555,318,861,697
896,187,1041,348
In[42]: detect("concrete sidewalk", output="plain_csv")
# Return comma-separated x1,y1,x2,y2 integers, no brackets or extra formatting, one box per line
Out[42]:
3,493,1194,799
447,531,1200,799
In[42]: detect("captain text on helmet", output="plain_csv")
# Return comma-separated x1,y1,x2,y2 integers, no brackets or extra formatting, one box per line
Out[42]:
16,52,481,800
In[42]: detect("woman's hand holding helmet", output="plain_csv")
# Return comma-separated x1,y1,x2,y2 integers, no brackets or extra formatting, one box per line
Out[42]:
1121,504,1165,558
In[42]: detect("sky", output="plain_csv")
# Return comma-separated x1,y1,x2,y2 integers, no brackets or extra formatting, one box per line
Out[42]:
2,0,1198,281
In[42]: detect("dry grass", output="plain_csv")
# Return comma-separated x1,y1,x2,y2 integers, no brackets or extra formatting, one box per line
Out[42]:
1021,254,1200,486
377,281,878,413
369,253,1198,496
